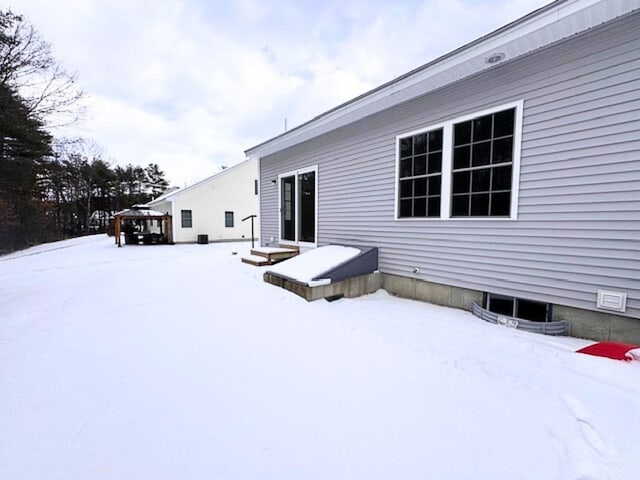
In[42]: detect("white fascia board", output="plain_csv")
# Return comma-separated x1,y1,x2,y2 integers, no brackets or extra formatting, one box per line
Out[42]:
247,0,639,159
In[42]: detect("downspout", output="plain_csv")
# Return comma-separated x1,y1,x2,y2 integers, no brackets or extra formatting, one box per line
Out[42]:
256,156,261,247
170,199,176,244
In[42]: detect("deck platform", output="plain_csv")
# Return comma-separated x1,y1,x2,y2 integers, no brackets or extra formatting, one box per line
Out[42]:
264,246,380,301
241,245,299,266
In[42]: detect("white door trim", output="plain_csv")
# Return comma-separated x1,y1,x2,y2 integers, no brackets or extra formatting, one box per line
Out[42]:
278,164,318,247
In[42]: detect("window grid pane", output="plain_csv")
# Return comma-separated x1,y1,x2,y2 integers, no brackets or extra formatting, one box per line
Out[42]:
398,127,443,218
451,108,515,217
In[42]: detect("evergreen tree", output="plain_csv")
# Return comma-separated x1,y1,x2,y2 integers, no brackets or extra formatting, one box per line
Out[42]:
0,8,82,252
0,83,52,252
145,163,169,198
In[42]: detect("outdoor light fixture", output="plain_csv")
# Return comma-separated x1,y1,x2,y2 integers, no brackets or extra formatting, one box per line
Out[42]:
485,52,506,64
271,179,277,185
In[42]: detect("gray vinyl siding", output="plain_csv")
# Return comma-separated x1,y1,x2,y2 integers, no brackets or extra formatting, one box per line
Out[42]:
259,12,640,318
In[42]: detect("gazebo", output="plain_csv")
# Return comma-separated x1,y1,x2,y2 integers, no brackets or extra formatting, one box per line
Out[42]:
113,205,173,247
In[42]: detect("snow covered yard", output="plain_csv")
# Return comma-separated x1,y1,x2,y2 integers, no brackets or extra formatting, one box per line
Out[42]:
1,235,639,480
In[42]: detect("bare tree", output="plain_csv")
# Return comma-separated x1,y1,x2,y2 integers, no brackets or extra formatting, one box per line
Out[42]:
0,10,85,126
0,9,88,251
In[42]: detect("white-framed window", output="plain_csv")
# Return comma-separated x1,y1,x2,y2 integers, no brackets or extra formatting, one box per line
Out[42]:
398,128,443,218
181,209,192,228
395,100,523,220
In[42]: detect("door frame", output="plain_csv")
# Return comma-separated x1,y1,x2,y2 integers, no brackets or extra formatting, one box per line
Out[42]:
278,164,318,247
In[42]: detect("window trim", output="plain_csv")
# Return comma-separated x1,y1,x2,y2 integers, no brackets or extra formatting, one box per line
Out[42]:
395,100,523,221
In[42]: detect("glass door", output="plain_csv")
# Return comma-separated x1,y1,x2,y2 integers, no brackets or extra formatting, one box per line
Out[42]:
279,166,317,245
298,170,315,243
281,175,296,242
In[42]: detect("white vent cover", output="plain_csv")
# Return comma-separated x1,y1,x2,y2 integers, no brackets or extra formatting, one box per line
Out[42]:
596,290,627,313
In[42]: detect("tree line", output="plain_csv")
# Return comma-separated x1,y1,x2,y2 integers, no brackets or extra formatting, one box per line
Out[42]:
0,10,168,254
42,140,169,238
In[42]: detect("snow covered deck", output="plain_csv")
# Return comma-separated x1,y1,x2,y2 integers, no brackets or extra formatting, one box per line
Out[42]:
264,245,380,301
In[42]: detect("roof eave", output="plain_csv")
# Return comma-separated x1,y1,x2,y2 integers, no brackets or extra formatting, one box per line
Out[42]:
246,0,638,158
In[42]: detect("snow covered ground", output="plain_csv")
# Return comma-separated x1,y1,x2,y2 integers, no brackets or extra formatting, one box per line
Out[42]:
1,235,639,479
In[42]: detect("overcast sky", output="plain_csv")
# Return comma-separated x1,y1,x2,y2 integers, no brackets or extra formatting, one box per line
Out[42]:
7,0,551,187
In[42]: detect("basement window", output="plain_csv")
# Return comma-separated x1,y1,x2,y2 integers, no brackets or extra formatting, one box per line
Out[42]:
484,293,551,322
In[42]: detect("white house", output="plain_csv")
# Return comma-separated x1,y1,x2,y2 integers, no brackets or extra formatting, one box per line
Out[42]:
148,158,259,244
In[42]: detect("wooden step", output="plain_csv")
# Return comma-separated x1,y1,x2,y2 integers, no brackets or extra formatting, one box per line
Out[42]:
241,255,271,266
278,244,300,253
250,246,299,263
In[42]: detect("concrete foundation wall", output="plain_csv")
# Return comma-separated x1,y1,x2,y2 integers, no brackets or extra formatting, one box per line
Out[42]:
265,268,640,343
383,273,484,312
382,273,640,344
554,305,640,344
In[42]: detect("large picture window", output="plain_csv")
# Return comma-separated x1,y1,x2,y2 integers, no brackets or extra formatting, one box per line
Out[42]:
395,101,522,220
451,108,514,217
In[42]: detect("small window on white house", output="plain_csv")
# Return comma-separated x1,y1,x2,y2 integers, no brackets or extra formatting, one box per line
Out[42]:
254,179,259,195
225,211,234,228
181,210,192,228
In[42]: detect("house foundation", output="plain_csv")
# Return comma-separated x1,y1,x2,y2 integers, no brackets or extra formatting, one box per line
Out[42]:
264,267,639,343
381,273,639,344
554,305,640,344
382,274,483,311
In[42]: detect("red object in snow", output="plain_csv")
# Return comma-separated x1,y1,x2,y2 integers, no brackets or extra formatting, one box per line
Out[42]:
576,342,640,361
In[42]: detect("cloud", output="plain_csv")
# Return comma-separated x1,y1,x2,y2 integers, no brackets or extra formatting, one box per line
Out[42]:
85,95,247,187
8,0,551,187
